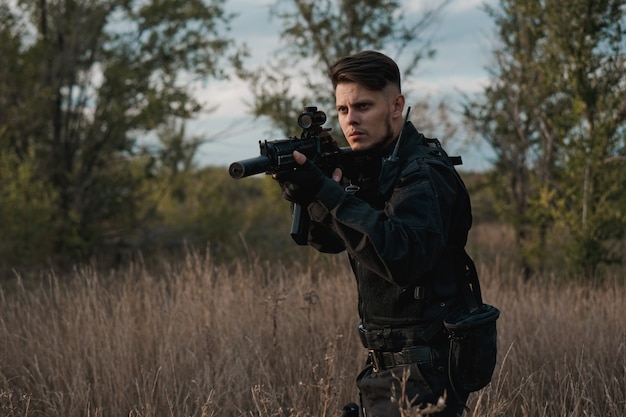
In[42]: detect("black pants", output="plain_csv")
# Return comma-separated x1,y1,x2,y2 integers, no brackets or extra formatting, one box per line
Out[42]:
355,344,468,417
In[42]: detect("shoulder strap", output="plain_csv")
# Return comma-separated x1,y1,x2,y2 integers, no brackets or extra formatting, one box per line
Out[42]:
419,251,484,342
462,250,483,313
424,137,463,166
422,139,481,311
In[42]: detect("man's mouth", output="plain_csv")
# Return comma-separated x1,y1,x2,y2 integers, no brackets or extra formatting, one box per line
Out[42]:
348,130,365,140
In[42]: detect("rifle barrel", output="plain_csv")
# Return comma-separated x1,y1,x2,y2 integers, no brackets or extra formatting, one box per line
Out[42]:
228,155,272,179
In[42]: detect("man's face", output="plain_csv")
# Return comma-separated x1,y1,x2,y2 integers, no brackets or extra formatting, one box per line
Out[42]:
335,82,404,152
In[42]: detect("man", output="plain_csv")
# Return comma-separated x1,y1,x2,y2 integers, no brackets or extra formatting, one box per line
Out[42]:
275,50,474,417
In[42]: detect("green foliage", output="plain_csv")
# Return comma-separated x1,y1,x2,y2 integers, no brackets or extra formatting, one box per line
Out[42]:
464,0,626,279
0,0,244,268
135,167,321,265
0,142,58,270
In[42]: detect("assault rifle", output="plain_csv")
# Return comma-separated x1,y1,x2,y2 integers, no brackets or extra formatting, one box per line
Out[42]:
229,106,359,245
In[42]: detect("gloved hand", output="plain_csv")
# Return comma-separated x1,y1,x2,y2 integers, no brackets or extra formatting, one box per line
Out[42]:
274,160,327,205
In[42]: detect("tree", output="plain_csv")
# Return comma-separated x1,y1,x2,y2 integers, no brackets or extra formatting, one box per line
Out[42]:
0,0,244,267
545,0,626,277
241,0,452,139
464,0,626,279
462,0,569,278
0,131,59,271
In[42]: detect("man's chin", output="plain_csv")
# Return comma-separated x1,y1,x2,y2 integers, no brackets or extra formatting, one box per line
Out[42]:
349,141,372,152
349,140,389,154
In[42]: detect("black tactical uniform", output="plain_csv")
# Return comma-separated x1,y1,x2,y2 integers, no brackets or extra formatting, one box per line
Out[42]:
303,121,472,417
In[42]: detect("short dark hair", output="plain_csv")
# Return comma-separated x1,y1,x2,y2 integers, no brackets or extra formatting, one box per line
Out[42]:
328,50,401,92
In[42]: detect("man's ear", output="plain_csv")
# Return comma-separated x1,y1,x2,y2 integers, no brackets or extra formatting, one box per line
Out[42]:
393,94,406,117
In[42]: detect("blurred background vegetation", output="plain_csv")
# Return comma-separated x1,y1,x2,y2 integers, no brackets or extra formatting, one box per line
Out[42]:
1,0,625,282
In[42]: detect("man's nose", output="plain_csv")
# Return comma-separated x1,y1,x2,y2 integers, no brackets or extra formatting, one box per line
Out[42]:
346,108,359,124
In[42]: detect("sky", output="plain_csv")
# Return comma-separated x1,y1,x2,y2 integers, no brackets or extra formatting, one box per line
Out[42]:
188,0,498,172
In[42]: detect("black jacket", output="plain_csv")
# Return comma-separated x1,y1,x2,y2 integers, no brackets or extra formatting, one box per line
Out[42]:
305,122,472,328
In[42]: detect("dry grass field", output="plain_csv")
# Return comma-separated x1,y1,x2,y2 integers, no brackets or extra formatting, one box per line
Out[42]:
1,224,624,416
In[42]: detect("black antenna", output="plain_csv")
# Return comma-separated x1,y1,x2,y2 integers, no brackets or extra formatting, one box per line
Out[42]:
389,106,412,160
377,106,412,199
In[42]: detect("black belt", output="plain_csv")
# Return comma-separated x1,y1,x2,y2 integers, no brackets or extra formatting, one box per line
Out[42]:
358,301,455,351
359,324,431,351
368,345,432,373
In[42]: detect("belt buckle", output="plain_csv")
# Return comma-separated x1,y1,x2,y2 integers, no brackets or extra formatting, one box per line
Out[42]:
369,349,383,373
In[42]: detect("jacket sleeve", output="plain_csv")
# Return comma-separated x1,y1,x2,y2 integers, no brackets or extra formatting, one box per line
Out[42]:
306,157,460,287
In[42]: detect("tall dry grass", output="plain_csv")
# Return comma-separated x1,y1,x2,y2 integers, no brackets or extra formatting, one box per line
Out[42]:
1,235,625,416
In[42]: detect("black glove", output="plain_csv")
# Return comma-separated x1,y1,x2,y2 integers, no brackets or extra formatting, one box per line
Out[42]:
274,160,326,204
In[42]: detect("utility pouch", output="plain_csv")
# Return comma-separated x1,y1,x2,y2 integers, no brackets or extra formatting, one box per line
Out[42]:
444,303,500,392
